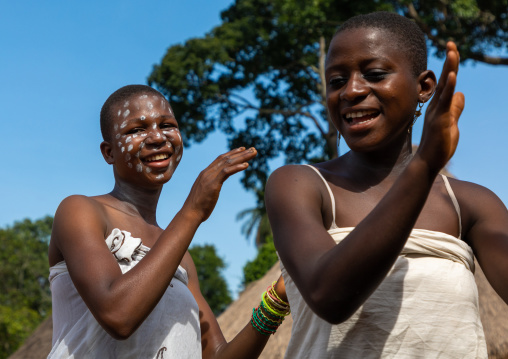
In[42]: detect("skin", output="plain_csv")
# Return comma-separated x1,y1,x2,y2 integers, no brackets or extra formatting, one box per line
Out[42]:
265,27,508,324
48,92,287,359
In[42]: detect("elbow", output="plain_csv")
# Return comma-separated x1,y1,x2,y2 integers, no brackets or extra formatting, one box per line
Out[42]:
306,291,359,325
96,310,140,340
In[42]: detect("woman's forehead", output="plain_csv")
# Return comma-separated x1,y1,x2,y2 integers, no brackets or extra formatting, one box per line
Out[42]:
326,27,408,67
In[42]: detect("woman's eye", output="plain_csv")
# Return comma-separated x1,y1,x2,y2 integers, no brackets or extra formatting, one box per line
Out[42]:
127,128,144,134
160,123,176,129
328,77,347,87
363,72,387,82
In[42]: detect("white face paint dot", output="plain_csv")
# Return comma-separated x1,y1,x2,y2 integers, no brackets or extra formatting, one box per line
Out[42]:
153,123,157,129
136,164,143,172
125,153,131,161
115,133,121,139
147,102,154,110
120,121,128,129
117,142,122,147
128,163,133,168
145,167,151,173
176,154,182,162
123,101,129,107
156,174,164,179
123,109,130,118
121,147,125,153
125,137,132,143
140,94,148,99
140,115,145,121
114,124,119,131
117,110,121,117
127,144,133,152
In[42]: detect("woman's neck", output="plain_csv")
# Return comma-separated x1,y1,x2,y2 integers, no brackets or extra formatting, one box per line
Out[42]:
108,181,162,225
344,138,414,184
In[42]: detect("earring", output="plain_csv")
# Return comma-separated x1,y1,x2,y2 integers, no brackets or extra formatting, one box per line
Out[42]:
408,101,424,133
336,131,341,155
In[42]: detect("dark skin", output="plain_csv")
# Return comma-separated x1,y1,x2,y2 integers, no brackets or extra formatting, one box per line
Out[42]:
266,27,508,324
48,92,287,359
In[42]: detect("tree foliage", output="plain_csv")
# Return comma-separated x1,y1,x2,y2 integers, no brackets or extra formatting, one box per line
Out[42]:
242,236,279,287
0,216,53,359
188,244,233,315
148,0,507,206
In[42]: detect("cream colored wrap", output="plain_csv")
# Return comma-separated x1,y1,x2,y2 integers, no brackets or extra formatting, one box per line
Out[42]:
282,227,487,359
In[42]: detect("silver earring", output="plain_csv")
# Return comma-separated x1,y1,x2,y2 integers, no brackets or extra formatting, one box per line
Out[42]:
409,101,424,133
337,131,341,155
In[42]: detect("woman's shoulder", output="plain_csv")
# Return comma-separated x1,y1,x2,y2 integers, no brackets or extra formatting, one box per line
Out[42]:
444,177,500,200
444,177,506,223
56,195,108,219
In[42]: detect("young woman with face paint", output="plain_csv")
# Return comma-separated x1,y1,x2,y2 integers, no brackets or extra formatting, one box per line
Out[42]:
47,85,288,359
265,12,508,358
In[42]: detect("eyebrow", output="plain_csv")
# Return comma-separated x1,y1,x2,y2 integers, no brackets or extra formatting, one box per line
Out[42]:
124,114,175,124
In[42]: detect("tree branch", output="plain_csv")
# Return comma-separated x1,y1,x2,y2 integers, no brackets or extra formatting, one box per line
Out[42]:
217,93,327,137
405,3,508,66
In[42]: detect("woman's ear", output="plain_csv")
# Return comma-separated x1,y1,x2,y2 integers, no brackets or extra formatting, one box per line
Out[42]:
417,70,437,103
100,141,114,165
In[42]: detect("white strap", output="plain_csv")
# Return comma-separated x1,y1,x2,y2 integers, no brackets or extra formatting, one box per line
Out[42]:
304,165,337,230
441,174,462,238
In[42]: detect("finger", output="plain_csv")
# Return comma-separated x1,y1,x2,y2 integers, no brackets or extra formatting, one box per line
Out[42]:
449,91,465,124
218,162,250,182
436,71,458,112
434,42,460,99
216,147,257,168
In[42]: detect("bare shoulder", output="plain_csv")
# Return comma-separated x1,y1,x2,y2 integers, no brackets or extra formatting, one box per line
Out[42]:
266,164,328,196
445,177,504,208
53,195,108,232
49,195,108,265
445,177,507,238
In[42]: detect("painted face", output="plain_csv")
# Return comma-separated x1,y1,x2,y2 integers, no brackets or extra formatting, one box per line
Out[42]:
325,27,421,152
108,93,183,185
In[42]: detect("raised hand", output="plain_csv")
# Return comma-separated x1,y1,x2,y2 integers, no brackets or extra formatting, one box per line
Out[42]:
417,42,465,172
183,147,257,222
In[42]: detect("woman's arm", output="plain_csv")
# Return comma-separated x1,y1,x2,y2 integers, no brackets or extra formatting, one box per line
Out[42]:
184,251,288,359
459,181,508,304
52,147,257,339
266,43,465,324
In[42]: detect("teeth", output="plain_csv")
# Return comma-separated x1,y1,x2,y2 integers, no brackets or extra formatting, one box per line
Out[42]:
145,153,169,162
345,110,377,119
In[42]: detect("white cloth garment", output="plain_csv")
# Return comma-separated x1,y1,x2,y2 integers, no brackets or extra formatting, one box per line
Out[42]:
48,229,202,359
281,167,487,358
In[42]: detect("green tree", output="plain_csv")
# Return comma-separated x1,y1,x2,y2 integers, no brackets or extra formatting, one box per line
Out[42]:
148,0,507,202
0,216,53,358
188,244,233,315
242,236,279,287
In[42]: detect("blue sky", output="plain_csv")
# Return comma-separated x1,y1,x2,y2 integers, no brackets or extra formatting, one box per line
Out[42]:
1,1,507,296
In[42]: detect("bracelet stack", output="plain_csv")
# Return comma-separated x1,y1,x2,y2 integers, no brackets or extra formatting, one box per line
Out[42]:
250,281,290,336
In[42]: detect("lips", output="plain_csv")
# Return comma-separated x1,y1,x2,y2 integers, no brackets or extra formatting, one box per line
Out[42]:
144,153,169,162
344,109,379,125
141,152,172,169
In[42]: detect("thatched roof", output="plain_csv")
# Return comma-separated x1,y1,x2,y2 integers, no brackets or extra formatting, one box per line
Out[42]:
217,262,292,359
8,314,52,359
8,261,508,359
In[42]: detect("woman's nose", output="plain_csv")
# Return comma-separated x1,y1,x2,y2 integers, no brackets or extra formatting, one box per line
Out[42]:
340,73,369,102
145,127,166,146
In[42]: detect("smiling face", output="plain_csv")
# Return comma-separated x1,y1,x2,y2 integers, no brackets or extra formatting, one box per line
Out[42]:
101,92,183,187
325,27,423,153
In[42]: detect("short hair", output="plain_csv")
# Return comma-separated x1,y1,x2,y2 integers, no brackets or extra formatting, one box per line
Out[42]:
334,12,427,77
100,84,166,141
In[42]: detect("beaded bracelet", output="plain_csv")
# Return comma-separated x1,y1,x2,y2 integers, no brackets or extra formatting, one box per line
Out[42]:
251,281,290,336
